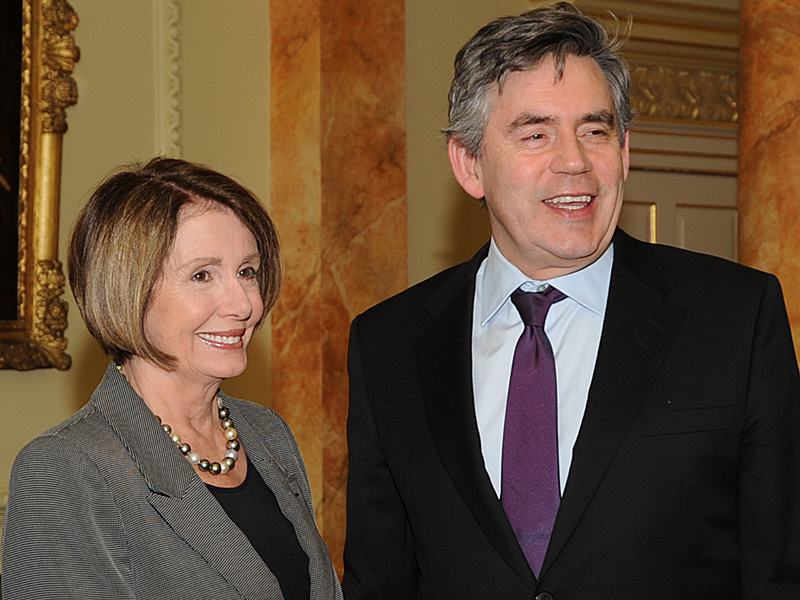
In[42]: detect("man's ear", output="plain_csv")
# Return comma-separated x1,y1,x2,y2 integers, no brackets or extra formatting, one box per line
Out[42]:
448,138,485,200
622,130,631,181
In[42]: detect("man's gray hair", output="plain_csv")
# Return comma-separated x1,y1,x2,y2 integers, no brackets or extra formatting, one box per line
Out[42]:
443,2,632,156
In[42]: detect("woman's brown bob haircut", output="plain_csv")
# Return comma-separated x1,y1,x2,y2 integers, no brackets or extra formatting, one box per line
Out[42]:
68,157,282,369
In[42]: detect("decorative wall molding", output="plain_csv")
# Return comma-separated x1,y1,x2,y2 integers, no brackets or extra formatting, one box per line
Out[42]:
572,0,740,174
630,63,738,125
154,0,182,157
578,0,739,128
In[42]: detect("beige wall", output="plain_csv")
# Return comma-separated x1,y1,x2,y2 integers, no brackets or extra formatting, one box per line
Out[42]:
0,0,272,518
1,0,536,519
1,0,745,544
406,0,534,284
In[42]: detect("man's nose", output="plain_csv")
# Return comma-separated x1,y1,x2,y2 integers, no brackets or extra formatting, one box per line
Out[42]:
550,135,592,175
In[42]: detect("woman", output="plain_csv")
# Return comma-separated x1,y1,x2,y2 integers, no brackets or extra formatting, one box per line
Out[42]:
1,158,343,600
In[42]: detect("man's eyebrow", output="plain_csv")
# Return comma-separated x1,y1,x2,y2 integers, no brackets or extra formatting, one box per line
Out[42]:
506,110,616,134
507,112,555,133
582,110,616,127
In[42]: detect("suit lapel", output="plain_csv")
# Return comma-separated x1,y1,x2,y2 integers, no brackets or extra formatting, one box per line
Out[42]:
415,247,536,588
541,231,685,575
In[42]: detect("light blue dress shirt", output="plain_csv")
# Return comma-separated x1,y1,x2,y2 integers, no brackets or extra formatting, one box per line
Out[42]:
472,239,612,496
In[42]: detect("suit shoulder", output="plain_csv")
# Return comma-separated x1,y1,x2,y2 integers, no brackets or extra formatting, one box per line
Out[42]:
367,262,464,311
617,232,774,287
354,247,486,332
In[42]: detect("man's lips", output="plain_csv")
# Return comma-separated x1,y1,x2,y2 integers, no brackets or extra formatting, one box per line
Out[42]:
543,194,593,210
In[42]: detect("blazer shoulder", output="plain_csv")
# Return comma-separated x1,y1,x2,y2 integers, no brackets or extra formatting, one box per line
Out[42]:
20,403,108,459
10,414,105,487
223,395,306,466
224,396,296,446
226,395,282,424
9,396,148,499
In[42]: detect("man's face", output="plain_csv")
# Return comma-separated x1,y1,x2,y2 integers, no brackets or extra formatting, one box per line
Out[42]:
449,55,629,280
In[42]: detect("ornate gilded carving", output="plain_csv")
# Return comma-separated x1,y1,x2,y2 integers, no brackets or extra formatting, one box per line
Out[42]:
40,0,80,133
18,0,32,321
0,260,69,370
630,63,738,125
33,259,69,358
1,0,78,370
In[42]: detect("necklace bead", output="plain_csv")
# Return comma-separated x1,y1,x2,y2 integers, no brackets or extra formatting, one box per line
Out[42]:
157,399,239,476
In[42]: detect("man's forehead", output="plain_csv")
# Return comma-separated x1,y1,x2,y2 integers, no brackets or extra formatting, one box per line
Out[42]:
495,53,584,90
489,61,614,113
495,55,608,90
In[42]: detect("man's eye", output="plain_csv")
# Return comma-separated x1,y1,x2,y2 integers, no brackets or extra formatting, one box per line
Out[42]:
583,127,610,138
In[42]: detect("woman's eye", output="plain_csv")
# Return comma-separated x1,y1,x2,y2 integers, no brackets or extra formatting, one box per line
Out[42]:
238,266,258,279
191,271,209,282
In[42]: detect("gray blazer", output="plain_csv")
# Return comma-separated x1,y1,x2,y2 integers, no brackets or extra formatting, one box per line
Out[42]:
2,363,343,600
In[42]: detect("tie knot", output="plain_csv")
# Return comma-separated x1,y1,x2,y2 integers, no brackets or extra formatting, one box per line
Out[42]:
511,286,566,328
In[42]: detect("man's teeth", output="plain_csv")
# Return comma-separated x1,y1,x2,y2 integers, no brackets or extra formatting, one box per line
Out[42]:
199,333,242,344
546,195,592,209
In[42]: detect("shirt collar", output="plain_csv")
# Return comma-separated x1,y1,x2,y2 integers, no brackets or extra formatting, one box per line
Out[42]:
476,238,613,326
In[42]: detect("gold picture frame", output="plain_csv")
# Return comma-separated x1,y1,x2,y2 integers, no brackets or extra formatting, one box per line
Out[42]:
0,0,78,370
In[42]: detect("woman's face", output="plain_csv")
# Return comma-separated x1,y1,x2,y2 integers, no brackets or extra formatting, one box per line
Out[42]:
144,203,264,384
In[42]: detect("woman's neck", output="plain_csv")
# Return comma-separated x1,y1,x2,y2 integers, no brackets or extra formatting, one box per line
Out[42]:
118,356,247,487
119,357,222,434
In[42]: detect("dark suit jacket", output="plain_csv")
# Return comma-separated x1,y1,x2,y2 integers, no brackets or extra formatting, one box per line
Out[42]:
343,229,800,600
2,363,343,600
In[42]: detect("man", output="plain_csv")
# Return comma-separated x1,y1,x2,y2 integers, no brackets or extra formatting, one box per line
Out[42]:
343,4,800,599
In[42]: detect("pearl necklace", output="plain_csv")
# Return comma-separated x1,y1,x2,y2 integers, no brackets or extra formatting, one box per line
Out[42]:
158,396,240,475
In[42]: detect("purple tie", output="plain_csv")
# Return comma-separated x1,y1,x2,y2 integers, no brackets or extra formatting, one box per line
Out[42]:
501,285,566,577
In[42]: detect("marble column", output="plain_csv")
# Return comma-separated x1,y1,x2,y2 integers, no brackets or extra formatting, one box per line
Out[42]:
739,0,800,354
270,0,407,573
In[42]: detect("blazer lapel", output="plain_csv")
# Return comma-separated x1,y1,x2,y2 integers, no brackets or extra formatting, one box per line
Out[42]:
147,398,341,600
233,398,341,600
541,230,685,575
147,481,284,600
91,365,285,600
415,246,536,588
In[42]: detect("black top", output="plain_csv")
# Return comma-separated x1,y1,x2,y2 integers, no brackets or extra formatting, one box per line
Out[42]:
208,458,311,600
